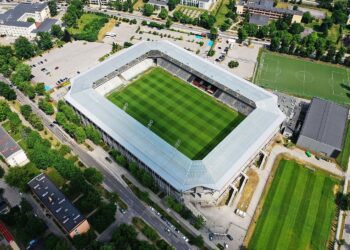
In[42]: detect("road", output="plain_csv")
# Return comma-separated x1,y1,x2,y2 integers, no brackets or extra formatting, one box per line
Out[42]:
0,75,193,250
85,7,270,46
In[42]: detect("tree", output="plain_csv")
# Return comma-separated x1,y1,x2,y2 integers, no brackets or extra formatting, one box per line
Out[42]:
165,19,172,28
209,27,218,40
228,60,239,68
112,224,138,249
74,126,86,143
193,215,205,229
289,23,304,34
269,37,280,51
301,11,313,24
11,63,31,85
48,0,58,17
335,47,345,64
332,9,348,25
220,19,232,31
35,82,46,95
72,229,96,249
28,113,44,131
84,125,101,144
27,17,35,23
199,11,216,29
36,32,53,51
5,165,40,191
0,101,11,122
44,235,70,250
143,4,154,16
238,28,248,42
207,49,215,57
158,8,168,19
62,29,72,42
167,0,180,11
84,168,103,185
0,82,16,100
89,203,116,233
51,24,63,38
20,105,32,119
79,187,101,213
190,235,204,248
38,99,54,115
14,37,35,59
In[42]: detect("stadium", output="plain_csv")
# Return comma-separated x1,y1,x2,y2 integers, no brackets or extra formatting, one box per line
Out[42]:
65,41,285,205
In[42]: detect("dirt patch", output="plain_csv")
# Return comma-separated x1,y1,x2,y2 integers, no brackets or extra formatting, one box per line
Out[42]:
98,19,118,41
236,168,259,212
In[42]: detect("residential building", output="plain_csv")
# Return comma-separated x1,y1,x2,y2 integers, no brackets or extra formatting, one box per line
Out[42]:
0,126,29,167
180,0,214,9
28,173,90,238
0,3,55,38
236,0,303,24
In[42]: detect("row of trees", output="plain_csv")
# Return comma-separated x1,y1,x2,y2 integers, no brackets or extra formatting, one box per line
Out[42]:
171,10,217,29
56,100,102,144
0,82,16,100
238,17,350,66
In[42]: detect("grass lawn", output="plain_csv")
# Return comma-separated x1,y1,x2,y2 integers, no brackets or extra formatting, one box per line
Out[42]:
45,167,66,187
337,121,350,170
249,159,339,250
214,0,230,26
108,67,245,159
254,51,350,105
68,13,108,42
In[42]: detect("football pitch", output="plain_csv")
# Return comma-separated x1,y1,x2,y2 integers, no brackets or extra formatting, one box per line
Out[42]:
249,159,339,250
107,67,245,159
254,51,350,105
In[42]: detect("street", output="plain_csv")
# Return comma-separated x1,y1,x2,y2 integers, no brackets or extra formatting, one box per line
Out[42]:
0,75,193,250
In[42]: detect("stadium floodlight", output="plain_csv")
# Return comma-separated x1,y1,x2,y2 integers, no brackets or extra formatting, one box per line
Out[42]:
175,139,181,149
147,120,153,129
123,102,128,111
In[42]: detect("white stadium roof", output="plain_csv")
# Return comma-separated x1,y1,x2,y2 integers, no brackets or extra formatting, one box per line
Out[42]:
65,41,285,192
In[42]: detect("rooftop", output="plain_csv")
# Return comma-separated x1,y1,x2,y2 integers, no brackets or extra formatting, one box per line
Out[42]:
0,3,47,28
33,18,58,33
300,97,349,150
65,41,285,192
239,0,303,15
0,126,21,159
249,14,269,25
28,173,86,233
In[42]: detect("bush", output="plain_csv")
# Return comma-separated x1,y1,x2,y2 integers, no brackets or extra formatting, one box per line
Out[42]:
228,60,239,68
207,49,215,57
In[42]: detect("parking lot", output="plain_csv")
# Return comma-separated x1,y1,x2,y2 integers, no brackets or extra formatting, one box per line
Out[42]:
27,41,111,89
105,21,260,80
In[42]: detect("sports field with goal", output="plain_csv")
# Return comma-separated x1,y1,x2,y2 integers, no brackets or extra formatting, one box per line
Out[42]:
108,67,245,160
254,51,350,105
249,159,339,250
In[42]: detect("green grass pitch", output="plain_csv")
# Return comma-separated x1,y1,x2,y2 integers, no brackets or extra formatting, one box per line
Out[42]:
107,67,245,160
254,51,350,105
249,159,339,250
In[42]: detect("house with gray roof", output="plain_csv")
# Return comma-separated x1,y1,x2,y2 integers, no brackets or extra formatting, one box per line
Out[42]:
0,126,29,167
297,97,349,158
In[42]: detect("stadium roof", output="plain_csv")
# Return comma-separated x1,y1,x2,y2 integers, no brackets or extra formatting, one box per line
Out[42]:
299,97,348,151
65,41,285,192
0,126,21,159
28,173,86,233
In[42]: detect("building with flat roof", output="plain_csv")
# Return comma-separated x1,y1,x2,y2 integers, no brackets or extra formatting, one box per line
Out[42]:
0,3,54,38
65,41,285,205
236,0,303,23
297,97,349,158
180,0,214,9
28,173,90,238
0,126,28,167
148,0,169,10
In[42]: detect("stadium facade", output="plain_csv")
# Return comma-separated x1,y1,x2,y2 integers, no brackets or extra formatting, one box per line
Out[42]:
65,41,285,205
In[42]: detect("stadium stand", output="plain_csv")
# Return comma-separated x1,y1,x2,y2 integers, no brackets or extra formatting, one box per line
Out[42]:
121,59,155,81
95,76,124,96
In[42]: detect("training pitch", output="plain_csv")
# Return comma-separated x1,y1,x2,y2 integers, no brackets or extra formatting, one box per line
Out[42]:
254,51,350,105
249,159,339,250
108,67,245,160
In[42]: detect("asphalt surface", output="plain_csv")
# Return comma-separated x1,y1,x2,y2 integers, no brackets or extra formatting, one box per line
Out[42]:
0,75,192,250
85,7,270,46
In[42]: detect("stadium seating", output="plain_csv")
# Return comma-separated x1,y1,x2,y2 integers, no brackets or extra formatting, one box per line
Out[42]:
121,59,155,81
